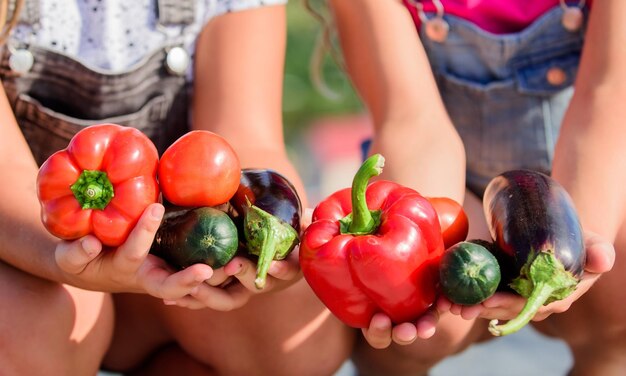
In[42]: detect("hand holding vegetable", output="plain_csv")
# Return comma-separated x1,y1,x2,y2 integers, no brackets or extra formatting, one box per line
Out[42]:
37,123,160,247
300,154,444,328
439,230,615,323
483,170,587,336
228,168,303,289
54,202,274,311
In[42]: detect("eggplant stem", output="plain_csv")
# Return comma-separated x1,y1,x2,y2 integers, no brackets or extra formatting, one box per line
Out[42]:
254,226,277,290
488,282,554,336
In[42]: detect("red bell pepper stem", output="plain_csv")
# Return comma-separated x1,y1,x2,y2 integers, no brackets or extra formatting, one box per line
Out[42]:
70,170,115,210
341,154,384,235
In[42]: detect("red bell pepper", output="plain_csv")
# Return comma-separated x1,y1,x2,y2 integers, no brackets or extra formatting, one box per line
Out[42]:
36,123,160,247
299,154,445,328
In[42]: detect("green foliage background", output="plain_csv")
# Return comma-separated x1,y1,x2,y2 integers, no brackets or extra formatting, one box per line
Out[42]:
283,1,363,142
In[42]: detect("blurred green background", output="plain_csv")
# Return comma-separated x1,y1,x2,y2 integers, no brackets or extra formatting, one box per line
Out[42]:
282,0,363,143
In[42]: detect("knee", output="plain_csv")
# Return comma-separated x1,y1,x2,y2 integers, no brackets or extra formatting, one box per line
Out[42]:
0,261,114,374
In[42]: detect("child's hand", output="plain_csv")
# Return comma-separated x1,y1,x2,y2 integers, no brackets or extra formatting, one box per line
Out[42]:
440,231,615,322
360,308,440,349
55,203,215,304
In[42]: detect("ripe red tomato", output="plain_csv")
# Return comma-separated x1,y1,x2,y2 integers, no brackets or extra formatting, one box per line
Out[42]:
158,130,241,207
427,197,469,249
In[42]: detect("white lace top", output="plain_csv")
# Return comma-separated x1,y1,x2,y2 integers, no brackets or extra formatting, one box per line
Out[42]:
9,0,287,72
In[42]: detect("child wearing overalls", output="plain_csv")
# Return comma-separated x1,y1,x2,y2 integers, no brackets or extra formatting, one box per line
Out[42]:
326,0,622,375
0,0,354,374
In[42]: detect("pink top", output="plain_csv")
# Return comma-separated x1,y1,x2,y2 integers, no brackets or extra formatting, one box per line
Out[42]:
403,0,592,34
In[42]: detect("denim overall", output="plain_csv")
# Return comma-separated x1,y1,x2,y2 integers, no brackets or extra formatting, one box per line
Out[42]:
419,5,587,196
0,0,195,165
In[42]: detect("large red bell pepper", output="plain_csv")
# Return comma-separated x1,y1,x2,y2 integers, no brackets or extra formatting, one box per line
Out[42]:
299,154,445,328
36,123,160,247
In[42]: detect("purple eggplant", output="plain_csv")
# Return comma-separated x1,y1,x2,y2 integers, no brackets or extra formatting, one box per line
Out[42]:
229,169,303,289
483,169,585,336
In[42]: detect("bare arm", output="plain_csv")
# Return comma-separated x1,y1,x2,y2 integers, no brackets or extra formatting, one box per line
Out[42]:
553,0,626,243
192,5,306,205
0,85,64,282
329,0,465,200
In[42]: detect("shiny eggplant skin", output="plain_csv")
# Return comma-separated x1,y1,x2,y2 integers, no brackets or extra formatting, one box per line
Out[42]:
483,169,586,336
483,169,585,279
229,169,302,233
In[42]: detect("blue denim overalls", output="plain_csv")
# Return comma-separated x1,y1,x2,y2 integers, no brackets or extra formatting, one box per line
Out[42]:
414,4,587,196
0,0,196,165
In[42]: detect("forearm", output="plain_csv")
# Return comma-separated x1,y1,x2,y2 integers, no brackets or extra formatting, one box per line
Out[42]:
330,0,465,201
552,0,626,242
370,113,465,201
191,5,305,205
0,89,64,283
553,89,626,241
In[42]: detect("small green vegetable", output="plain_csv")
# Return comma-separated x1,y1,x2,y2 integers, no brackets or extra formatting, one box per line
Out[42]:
151,206,239,269
439,240,501,305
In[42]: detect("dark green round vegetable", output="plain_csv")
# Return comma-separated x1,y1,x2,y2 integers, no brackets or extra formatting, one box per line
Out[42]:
439,240,501,305
151,206,239,269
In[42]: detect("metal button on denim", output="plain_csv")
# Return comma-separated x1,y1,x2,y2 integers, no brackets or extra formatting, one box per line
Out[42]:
546,67,567,86
165,46,190,76
9,49,34,74
561,6,583,32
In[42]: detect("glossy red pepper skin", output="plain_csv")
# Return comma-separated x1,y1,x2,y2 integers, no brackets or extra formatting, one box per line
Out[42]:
300,156,444,328
37,124,160,247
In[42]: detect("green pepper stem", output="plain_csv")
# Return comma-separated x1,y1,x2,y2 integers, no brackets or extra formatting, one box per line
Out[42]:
344,154,384,235
254,226,277,290
488,282,554,336
70,170,115,210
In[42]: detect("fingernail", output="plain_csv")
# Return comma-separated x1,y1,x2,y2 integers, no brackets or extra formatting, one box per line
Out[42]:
151,204,164,220
163,300,176,305
81,238,95,257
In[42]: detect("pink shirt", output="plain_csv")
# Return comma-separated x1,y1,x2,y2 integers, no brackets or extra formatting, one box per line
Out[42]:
403,0,592,34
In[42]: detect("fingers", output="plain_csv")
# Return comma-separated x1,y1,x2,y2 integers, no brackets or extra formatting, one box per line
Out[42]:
187,281,253,311
268,250,302,282
361,313,393,349
113,203,164,274
415,308,439,339
583,231,615,274
55,235,102,274
221,254,301,293
156,263,214,299
391,322,417,345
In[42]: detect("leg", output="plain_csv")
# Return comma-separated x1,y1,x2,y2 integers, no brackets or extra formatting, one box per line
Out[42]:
108,279,355,376
102,292,171,372
0,260,114,376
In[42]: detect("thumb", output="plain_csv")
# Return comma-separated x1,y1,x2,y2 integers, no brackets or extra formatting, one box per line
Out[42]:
583,231,615,274
55,235,102,274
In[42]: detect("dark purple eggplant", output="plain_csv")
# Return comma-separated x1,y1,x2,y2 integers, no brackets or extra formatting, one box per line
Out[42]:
483,169,585,336
229,169,303,289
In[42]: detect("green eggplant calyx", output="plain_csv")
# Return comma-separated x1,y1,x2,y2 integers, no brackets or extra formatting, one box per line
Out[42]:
244,204,299,290
341,153,384,235
488,251,579,336
71,170,115,210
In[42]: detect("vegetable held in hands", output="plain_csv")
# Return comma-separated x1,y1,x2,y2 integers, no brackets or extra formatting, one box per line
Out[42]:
300,154,445,328
151,206,239,269
229,169,303,289
427,196,469,249
158,130,241,207
37,123,159,247
483,169,585,336
439,240,501,305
